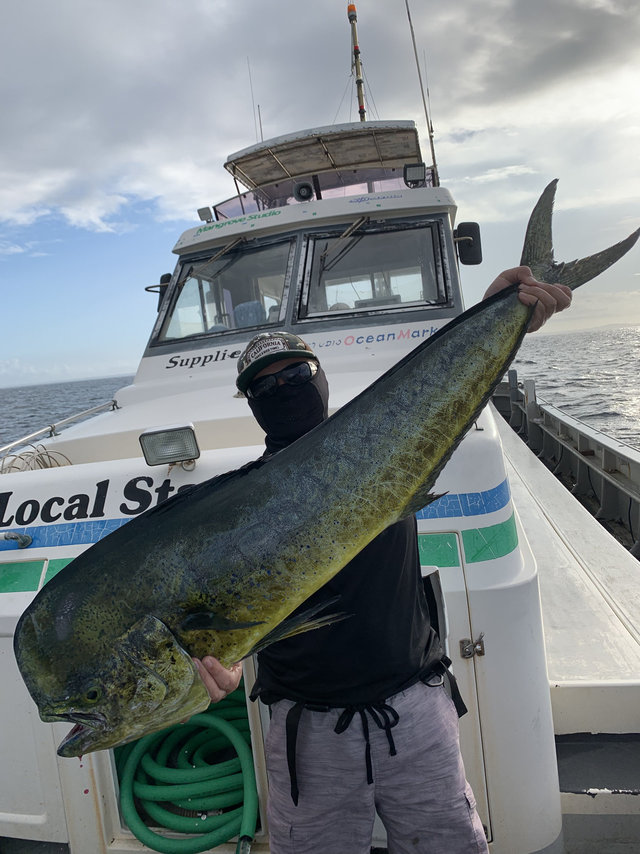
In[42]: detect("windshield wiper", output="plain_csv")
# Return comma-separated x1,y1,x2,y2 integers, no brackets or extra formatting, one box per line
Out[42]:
319,216,369,274
191,236,246,280
176,237,247,289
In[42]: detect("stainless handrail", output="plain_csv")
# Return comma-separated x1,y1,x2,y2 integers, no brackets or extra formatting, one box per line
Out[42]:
0,400,119,456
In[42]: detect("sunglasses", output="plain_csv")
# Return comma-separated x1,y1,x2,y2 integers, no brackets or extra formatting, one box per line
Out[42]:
246,361,318,400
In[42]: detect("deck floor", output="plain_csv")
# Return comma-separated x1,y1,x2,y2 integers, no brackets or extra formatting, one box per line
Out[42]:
496,414,640,734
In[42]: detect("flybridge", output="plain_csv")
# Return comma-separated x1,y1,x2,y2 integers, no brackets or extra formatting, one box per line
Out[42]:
167,122,469,346
200,120,435,222
224,120,427,188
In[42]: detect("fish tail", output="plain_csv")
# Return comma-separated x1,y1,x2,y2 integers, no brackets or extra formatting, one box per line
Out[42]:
521,179,640,290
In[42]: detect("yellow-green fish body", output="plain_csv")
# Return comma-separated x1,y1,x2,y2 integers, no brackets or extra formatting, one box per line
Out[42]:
14,286,532,757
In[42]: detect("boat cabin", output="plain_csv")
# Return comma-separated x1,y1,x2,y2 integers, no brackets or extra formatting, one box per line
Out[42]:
156,121,475,349
25,121,480,465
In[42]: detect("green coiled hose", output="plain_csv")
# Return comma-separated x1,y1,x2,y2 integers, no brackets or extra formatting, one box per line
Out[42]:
116,688,258,854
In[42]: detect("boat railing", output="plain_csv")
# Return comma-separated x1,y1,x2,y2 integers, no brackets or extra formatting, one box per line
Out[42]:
493,370,640,558
0,400,119,471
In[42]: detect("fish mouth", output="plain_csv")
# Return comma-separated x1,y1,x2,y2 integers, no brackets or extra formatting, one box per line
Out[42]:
40,711,108,757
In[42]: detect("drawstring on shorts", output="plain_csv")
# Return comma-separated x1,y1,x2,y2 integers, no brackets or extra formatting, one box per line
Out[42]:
285,700,400,806
335,702,400,786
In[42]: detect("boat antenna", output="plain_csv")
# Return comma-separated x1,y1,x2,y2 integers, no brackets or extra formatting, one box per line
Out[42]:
347,4,366,122
247,57,261,142
257,103,264,142
404,0,439,186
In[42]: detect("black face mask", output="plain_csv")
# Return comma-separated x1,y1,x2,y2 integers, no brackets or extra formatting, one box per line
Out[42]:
247,365,329,454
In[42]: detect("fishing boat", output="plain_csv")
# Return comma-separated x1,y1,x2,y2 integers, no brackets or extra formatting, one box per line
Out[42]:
1,5,638,853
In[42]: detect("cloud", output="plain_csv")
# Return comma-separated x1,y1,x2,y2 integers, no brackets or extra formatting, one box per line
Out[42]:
458,165,537,185
0,0,637,392
1,0,638,235
0,242,25,256
416,0,640,111
1,0,244,229
0,236,54,258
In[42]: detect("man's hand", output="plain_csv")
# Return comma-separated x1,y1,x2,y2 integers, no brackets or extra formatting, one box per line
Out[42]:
483,266,572,333
193,656,243,703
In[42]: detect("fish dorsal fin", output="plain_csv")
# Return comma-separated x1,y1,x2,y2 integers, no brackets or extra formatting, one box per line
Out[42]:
143,458,268,520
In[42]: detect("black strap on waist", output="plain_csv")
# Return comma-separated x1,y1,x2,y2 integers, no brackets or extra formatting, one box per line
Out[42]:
426,655,468,717
285,701,306,806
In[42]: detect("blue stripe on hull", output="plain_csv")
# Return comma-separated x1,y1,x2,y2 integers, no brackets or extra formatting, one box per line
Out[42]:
1,479,511,551
416,478,510,519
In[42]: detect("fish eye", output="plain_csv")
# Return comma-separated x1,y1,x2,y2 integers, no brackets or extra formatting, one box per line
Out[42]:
84,687,102,704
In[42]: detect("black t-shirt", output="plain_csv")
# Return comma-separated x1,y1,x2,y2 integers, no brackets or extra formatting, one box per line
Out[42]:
251,515,442,707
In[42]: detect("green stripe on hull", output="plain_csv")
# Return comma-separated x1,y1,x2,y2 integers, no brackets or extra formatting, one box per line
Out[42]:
0,559,73,593
0,561,45,593
1,518,518,594
462,512,518,562
418,532,461,567
418,512,519,568
43,559,74,584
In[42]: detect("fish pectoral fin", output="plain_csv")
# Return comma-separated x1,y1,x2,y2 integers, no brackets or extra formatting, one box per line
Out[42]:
178,612,265,633
245,596,351,657
248,612,351,655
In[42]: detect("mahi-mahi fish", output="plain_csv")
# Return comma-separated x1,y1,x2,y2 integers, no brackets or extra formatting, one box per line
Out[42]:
13,181,639,757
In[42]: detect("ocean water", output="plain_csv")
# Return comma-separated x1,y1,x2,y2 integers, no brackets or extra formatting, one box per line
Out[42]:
513,325,640,449
0,325,638,450
0,375,134,448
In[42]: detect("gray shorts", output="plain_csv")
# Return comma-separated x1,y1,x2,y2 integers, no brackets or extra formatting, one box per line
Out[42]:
264,680,488,854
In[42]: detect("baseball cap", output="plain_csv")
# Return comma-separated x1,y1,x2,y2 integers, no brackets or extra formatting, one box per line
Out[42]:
236,332,319,393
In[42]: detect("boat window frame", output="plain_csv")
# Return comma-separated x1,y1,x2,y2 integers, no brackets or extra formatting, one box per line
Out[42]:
295,217,451,323
149,234,298,347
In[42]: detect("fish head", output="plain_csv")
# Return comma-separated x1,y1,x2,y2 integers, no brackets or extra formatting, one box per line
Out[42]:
15,611,210,756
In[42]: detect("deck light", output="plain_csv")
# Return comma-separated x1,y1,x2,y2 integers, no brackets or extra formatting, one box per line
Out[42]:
403,162,427,188
197,207,214,222
139,425,200,467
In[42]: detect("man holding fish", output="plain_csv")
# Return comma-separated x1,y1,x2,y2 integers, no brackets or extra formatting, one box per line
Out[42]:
15,178,639,850
196,267,572,854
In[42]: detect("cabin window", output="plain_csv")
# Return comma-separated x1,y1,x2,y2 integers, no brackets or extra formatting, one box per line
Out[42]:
157,239,293,341
299,223,447,318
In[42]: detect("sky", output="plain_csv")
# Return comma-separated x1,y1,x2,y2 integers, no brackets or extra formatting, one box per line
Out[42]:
1,0,639,387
